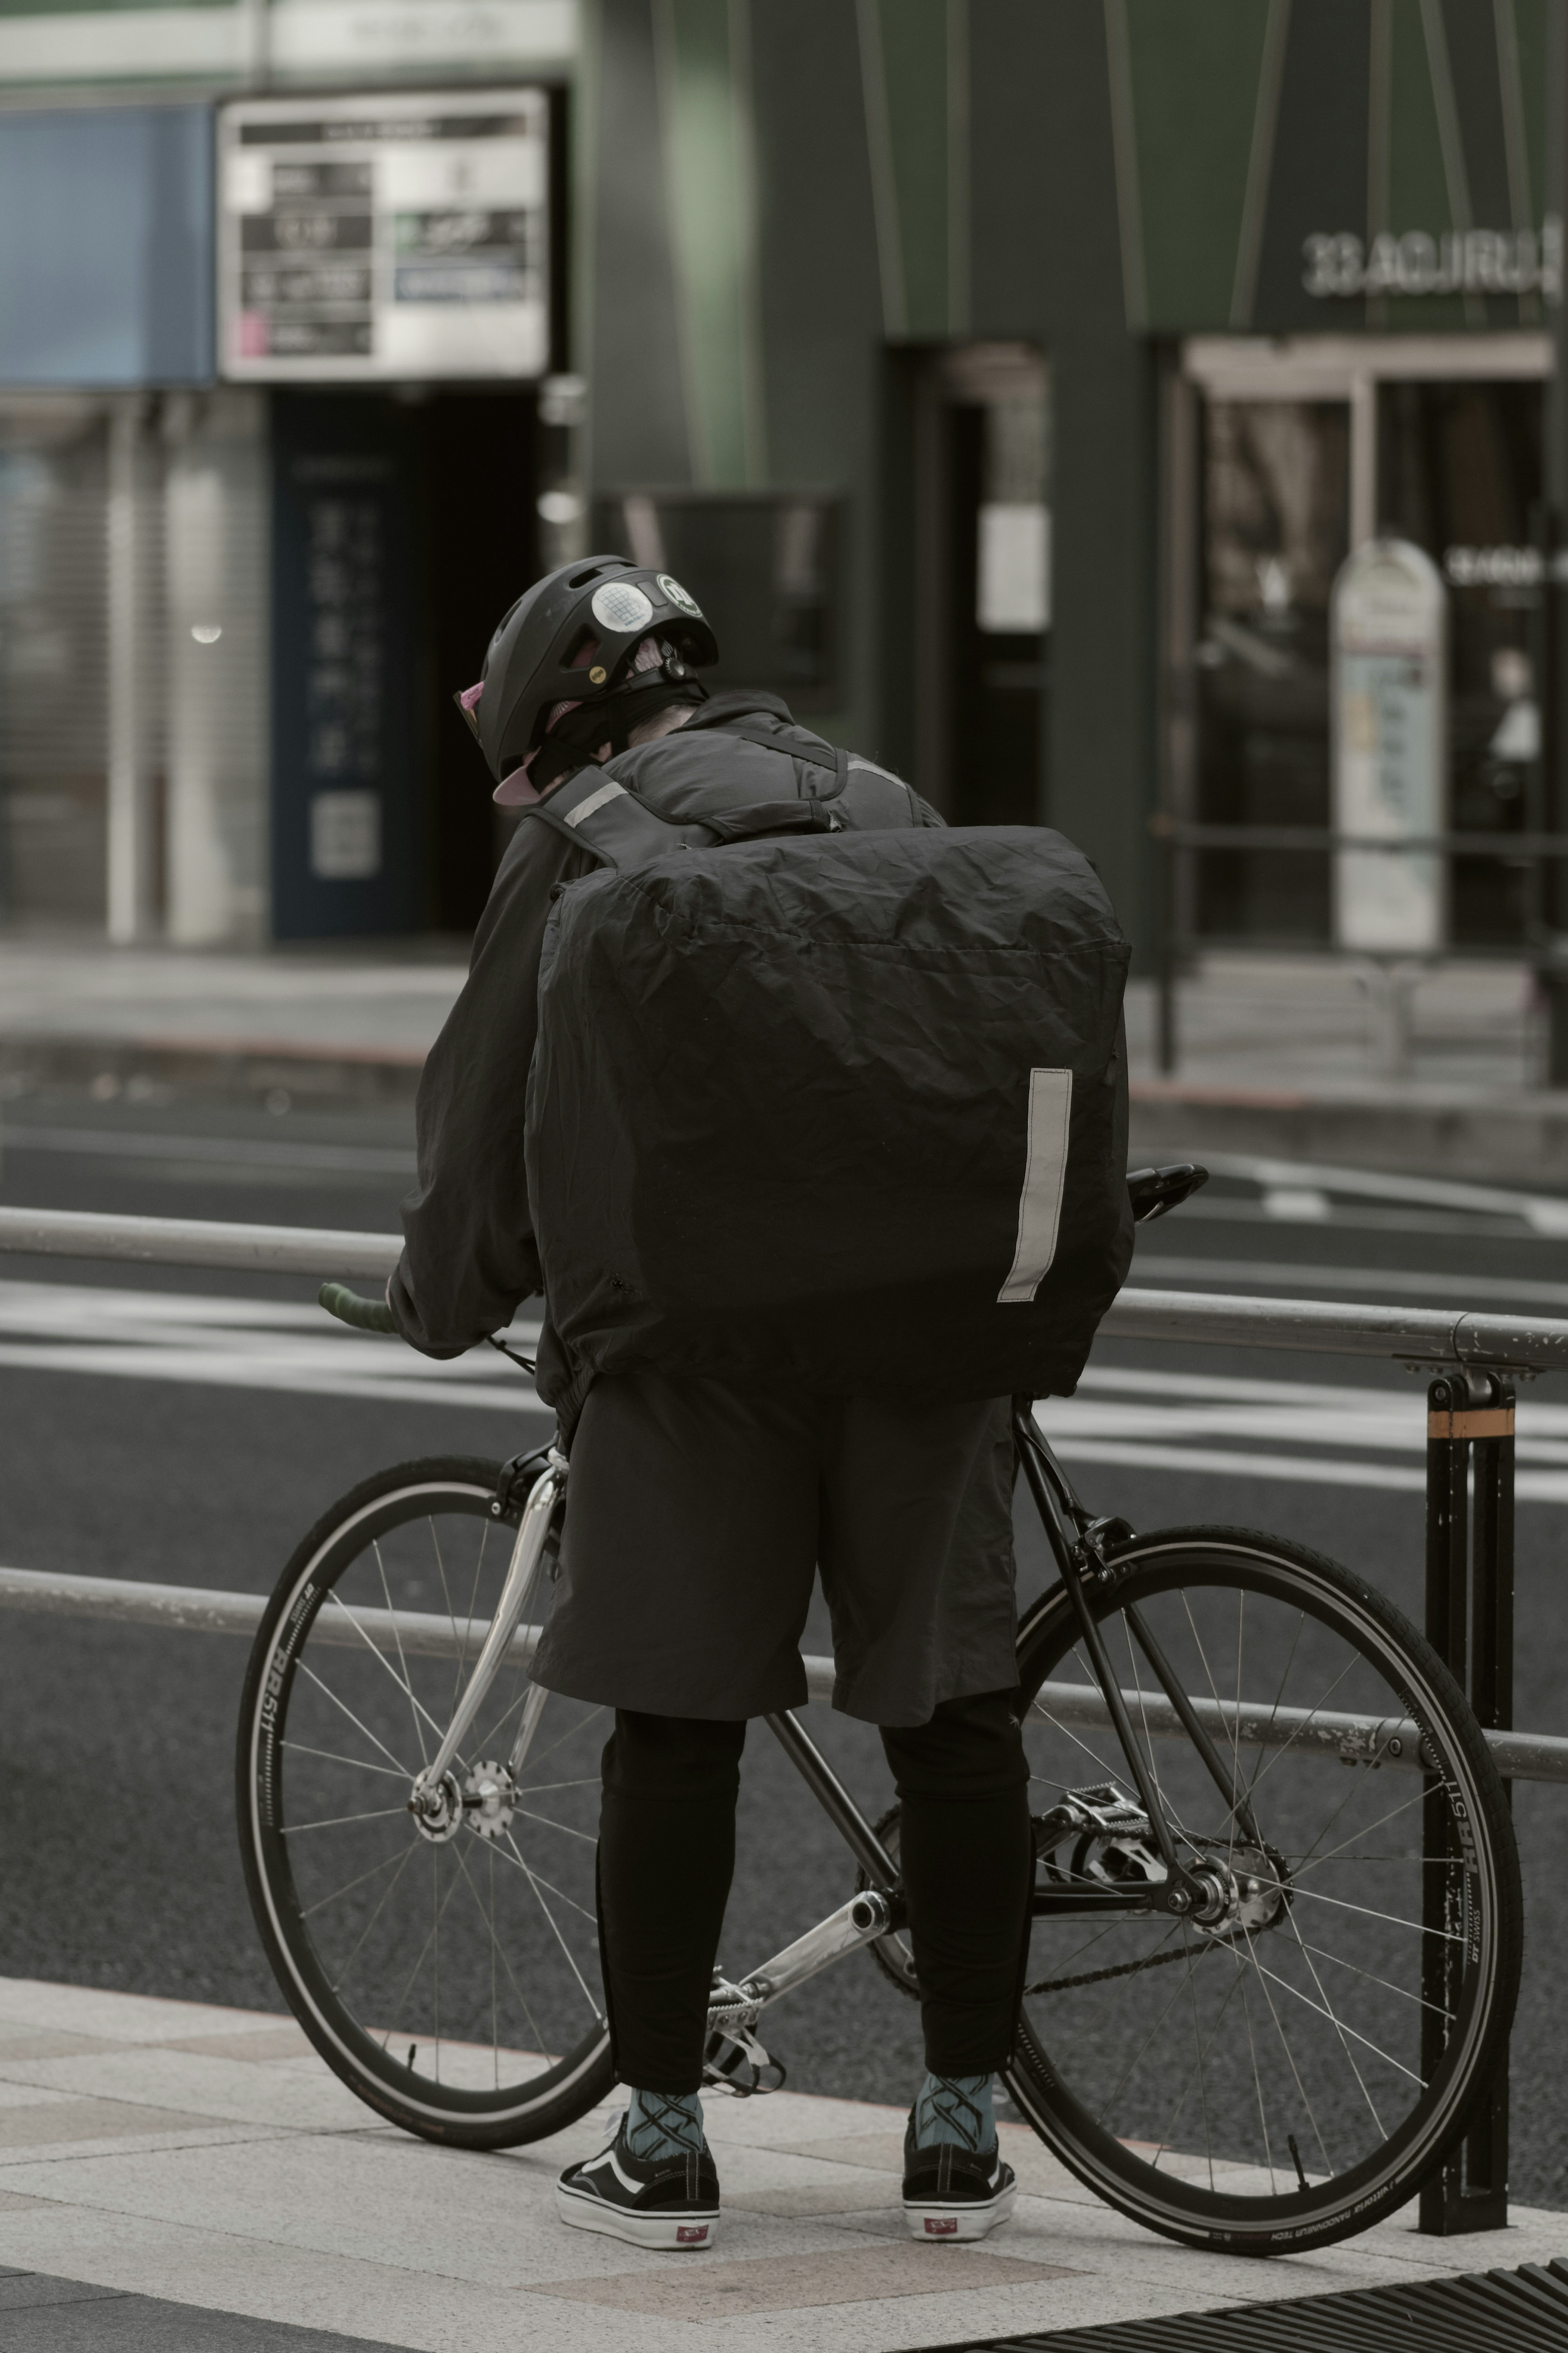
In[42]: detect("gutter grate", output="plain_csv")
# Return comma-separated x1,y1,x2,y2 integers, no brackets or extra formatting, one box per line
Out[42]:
923,2255,1568,2352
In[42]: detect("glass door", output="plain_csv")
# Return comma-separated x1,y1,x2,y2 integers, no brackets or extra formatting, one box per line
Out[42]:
1174,335,1550,951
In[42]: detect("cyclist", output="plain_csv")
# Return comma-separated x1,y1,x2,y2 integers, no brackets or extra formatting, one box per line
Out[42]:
389,557,1032,2252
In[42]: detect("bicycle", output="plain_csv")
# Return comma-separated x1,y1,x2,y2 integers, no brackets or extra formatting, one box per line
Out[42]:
235,1163,1522,2256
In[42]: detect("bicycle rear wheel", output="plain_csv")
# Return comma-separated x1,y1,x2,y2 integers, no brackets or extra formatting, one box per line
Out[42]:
1003,1525,1521,2255
236,1455,613,2148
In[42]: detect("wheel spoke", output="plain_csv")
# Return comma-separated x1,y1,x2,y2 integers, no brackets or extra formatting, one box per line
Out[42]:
1296,1938,1452,2022
1291,1790,1426,1880
1287,1882,1461,1940
282,1740,407,1782
501,1831,603,2017
321,1590,450,1753
296,1659,412,1779
372,1537,428,1769
1245,1950,1422,2087
282,1805,408,1835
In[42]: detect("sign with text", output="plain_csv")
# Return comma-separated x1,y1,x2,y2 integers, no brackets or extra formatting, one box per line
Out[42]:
1331,539,1448,955
218,89,549,382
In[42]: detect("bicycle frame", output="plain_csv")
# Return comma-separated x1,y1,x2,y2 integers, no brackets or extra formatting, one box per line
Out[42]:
401,1402,1250,2058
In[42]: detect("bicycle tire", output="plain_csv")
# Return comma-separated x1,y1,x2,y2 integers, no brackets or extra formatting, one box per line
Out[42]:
236,1455,614,2149
1001,1524,1521,2255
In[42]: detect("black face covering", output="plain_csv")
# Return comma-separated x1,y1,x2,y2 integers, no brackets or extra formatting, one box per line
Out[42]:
528,676,708,790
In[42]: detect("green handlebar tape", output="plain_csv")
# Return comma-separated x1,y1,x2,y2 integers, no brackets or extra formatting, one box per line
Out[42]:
319,1281,399,1334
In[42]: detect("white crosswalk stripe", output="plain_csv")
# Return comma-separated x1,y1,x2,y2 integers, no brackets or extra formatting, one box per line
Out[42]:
1042,1368,1568,1504
0,1279,542,1416
0,1278,1563,1503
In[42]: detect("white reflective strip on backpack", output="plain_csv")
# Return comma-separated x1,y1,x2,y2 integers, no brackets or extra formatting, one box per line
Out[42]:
997,1068,1073,1304
564,780,629,827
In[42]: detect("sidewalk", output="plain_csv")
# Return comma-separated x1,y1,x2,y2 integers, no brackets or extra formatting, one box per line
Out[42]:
0,1977,1562,2351
0,941,464,1102
4,936,1568,1176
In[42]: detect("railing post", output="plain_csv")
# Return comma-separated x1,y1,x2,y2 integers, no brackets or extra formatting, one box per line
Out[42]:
1419,1370,1515,2235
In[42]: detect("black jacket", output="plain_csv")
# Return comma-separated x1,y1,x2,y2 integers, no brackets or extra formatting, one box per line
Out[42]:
390,693,932,1359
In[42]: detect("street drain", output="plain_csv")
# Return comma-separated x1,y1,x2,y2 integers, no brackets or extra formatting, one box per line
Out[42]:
922,2253,1568,2351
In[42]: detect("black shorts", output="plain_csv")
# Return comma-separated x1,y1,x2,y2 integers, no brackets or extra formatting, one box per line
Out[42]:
529,1369,1018,1726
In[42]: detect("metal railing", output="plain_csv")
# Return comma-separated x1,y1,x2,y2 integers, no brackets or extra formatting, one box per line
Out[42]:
1150,818,1568,1080
1,1198,1562,2236
5,1204,1568,1374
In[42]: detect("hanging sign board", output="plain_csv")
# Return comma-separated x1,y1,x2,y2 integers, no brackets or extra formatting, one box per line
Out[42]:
217,89,550,382
1330,539,1448,955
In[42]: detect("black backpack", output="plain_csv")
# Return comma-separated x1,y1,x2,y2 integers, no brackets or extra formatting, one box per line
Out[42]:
523,742,1132,1409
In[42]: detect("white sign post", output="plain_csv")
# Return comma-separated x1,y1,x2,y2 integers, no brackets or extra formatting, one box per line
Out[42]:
217,89,550,384
1331,538,1448,956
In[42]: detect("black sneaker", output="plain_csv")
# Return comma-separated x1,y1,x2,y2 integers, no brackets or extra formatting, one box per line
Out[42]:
556,2112,721,2250
902,2110,1017,2242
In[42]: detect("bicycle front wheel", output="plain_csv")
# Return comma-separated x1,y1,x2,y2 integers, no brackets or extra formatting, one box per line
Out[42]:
1004,1525,1521,2255
236,1455,613,2148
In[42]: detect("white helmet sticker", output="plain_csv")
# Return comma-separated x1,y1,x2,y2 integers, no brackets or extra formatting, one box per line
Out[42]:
657,575,703,618
590,580,655,634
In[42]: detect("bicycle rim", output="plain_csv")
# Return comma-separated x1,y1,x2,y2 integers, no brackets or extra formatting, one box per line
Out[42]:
236,1456,613,2147
1004,1526,1521,2253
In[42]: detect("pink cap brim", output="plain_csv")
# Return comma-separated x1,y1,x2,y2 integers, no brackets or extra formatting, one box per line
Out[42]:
493,768,541,807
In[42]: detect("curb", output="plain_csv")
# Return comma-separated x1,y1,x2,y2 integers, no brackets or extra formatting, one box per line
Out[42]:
0,1034,427,1104
1130,1081,1568,1181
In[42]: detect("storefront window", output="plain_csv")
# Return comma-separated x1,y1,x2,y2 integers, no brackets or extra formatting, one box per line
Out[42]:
0,410,110,929
1377,379,1544,945
1181,343,1551,953
1194,398,1348,941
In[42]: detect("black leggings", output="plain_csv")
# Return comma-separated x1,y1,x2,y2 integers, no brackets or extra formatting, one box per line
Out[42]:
596,1690,1033,2095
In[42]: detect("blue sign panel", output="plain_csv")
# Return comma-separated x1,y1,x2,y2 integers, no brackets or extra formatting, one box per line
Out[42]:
0,105,213,387
271,395,423,939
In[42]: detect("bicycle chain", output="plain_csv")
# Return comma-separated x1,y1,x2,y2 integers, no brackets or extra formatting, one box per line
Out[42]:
1025,1837,1286,1996
1025,1938,1217,1996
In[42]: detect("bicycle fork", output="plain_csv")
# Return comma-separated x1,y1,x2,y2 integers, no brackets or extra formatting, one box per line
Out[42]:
407,1452,566,1841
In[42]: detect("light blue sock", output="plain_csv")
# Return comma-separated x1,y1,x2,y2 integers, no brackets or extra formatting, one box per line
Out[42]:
913,2071,995,2152
624,2086,707,2161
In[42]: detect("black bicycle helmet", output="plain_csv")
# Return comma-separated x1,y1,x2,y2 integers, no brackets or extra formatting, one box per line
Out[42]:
458,554,718,794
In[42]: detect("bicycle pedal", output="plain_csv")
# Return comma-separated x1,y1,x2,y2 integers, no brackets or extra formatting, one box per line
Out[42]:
702,2022,786,2098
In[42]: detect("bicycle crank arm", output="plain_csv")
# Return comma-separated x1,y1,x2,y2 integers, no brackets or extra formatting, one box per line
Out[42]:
719,1888,903,2018
413,1455,564,1807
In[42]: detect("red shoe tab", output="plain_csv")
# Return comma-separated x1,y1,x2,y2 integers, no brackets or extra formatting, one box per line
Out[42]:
677,2225,710,2244
924,2217,959,2236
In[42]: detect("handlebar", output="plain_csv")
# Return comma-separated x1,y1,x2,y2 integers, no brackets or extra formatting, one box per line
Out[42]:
1127,1163,1209,1224
319,1281,398,1334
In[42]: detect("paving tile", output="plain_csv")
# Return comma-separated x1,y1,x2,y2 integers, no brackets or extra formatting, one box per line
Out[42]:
0,2049,376,2134
158,2027,313,2063
0,2100,230,2150
777,2122,1092,2202
0,2036,128,2065
724,2182,899,2218
528,2242,1080,2320
0,1984,294,2046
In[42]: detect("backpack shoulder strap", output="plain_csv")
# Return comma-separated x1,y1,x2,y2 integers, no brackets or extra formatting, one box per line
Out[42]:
524,767,709,872
707,718,851,792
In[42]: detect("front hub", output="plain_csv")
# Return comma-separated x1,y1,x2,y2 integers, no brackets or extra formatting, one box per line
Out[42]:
408,1769,464,1844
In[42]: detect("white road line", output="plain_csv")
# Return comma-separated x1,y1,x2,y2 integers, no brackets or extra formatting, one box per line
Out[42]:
0,1278,1563,1499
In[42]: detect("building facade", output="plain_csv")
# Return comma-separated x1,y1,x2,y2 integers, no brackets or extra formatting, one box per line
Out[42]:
0,0,1561,964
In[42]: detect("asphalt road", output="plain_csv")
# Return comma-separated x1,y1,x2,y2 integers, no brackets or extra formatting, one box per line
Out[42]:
1,1086,1566,2203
